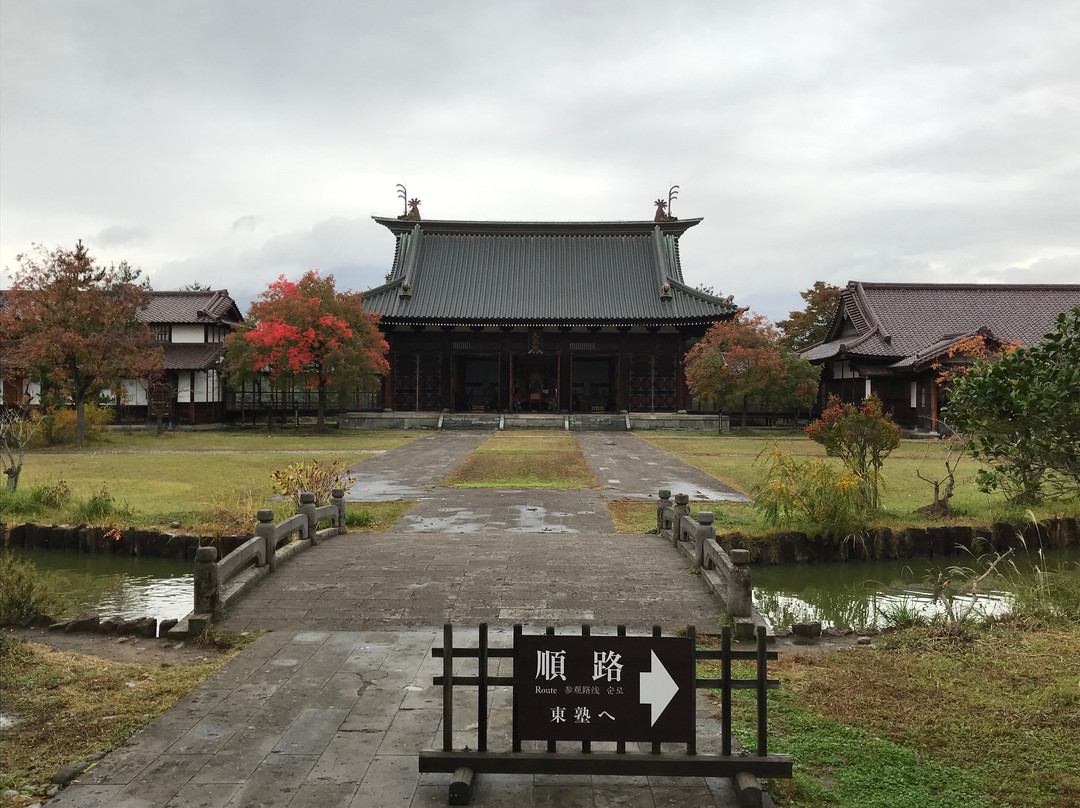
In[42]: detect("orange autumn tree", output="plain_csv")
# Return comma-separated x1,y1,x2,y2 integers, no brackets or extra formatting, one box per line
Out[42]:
0,242,162,445
225,271,388,431
933,333,1021,386
685,312,819,428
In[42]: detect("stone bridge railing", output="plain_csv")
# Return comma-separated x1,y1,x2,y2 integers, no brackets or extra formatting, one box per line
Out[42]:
170,489,346,638
655,489,764,640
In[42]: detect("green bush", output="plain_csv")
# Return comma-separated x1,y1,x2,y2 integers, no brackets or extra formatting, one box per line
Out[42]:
30,404,112,447
752,447,868,540
805,395,901,510
0,554,67,625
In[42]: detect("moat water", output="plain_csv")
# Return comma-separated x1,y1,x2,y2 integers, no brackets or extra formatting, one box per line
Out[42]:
8,544,1078,629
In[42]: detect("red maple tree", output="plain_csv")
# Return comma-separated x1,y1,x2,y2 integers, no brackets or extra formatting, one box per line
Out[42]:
225,271,389,431
0,242,163,444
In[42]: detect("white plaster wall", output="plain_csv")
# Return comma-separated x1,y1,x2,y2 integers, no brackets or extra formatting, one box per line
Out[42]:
172,325,204,344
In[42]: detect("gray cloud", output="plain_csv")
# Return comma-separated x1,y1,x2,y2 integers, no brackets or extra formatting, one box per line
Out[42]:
93,224,150,247
2,1,1077,311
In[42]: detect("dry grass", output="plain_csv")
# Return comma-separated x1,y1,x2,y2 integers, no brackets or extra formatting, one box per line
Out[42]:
606,501,658,533
605,499,761,535
765,623,1080,807
440,432,597,488
0,637,244,794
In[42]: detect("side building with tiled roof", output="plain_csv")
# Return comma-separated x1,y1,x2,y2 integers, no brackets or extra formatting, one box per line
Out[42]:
131,290,242,423
803,281,1080,431
361,215,736,414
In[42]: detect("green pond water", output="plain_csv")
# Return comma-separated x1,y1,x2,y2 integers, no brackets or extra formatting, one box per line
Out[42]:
752,545,1080,629
8,547,194,623
7,544,1079,630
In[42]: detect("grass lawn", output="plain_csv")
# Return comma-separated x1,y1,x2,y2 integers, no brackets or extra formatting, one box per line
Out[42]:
62,428,421,453
637,432,1079,531
0,633,251,798
607,499,760,534
440,431,597,488
716,620,1080,808
3,431,420,533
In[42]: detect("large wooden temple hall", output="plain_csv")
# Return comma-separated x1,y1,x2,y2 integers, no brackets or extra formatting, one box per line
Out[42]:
361,209,736,414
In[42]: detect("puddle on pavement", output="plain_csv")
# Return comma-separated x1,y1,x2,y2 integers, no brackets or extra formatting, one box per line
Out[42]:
343,477,422,502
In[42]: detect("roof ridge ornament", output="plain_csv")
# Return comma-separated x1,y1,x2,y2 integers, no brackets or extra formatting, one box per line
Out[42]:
396,183,422,221
654,185,679,222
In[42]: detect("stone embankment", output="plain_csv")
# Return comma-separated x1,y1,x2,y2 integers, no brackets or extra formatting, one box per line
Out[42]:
2,522,251,559
725,517,1079,563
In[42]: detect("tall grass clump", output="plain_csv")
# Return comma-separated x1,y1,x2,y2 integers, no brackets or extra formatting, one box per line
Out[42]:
68,485,132,525
752,447,869,540
199,486,274,538
1004,557,1080,627
345,507,378,528
0,480,71,518
0,554,68,625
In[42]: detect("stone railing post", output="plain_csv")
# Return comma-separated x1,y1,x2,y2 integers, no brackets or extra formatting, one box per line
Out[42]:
695,511,714,569
728,548,753,618
299,492,319,545
255,509,277,572
332,488,347,534
673,493,691,546
656,490,671,534
193,546,220,615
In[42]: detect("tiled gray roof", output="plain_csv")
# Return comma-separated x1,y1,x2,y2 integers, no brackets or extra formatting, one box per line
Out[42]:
140,291,242,325
362,217,737,324
804,282,1080,367
162,343,225,371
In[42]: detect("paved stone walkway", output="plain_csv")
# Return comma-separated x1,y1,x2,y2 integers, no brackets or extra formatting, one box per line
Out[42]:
51,629,764,808
215,528,718,633
576,433,749,503
54,431,773,807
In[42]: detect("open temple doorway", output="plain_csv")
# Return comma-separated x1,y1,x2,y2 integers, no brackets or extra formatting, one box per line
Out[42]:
511,354,559,412
455,357,500,412
571,356,616,412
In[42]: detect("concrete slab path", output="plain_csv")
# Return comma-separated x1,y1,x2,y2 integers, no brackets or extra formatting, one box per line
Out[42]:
215,528,719,633
575,433,750,503
54,431,774,807
51,628,771,808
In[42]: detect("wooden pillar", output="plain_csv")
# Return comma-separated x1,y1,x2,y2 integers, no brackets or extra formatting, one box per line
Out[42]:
440,332,453,411
675,332,688,411
383,349,395,411
930,379,939,432
616,337,629,411
558,339,571,412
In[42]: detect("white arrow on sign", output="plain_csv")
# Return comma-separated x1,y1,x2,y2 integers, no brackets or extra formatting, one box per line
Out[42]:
639,650,679,726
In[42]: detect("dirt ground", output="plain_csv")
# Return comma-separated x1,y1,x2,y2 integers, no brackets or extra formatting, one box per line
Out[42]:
2,625,233,665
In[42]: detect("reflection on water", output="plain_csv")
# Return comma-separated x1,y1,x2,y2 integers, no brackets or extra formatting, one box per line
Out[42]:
752,546,1080,630
8,548,193,623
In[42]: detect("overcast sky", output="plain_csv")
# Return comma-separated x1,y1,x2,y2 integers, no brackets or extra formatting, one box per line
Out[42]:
2,1,1077,322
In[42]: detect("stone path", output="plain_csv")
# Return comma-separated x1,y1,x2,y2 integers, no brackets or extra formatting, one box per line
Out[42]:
215,528,717,633
576,433,750,503
54,431,772,807
50,629,762,808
